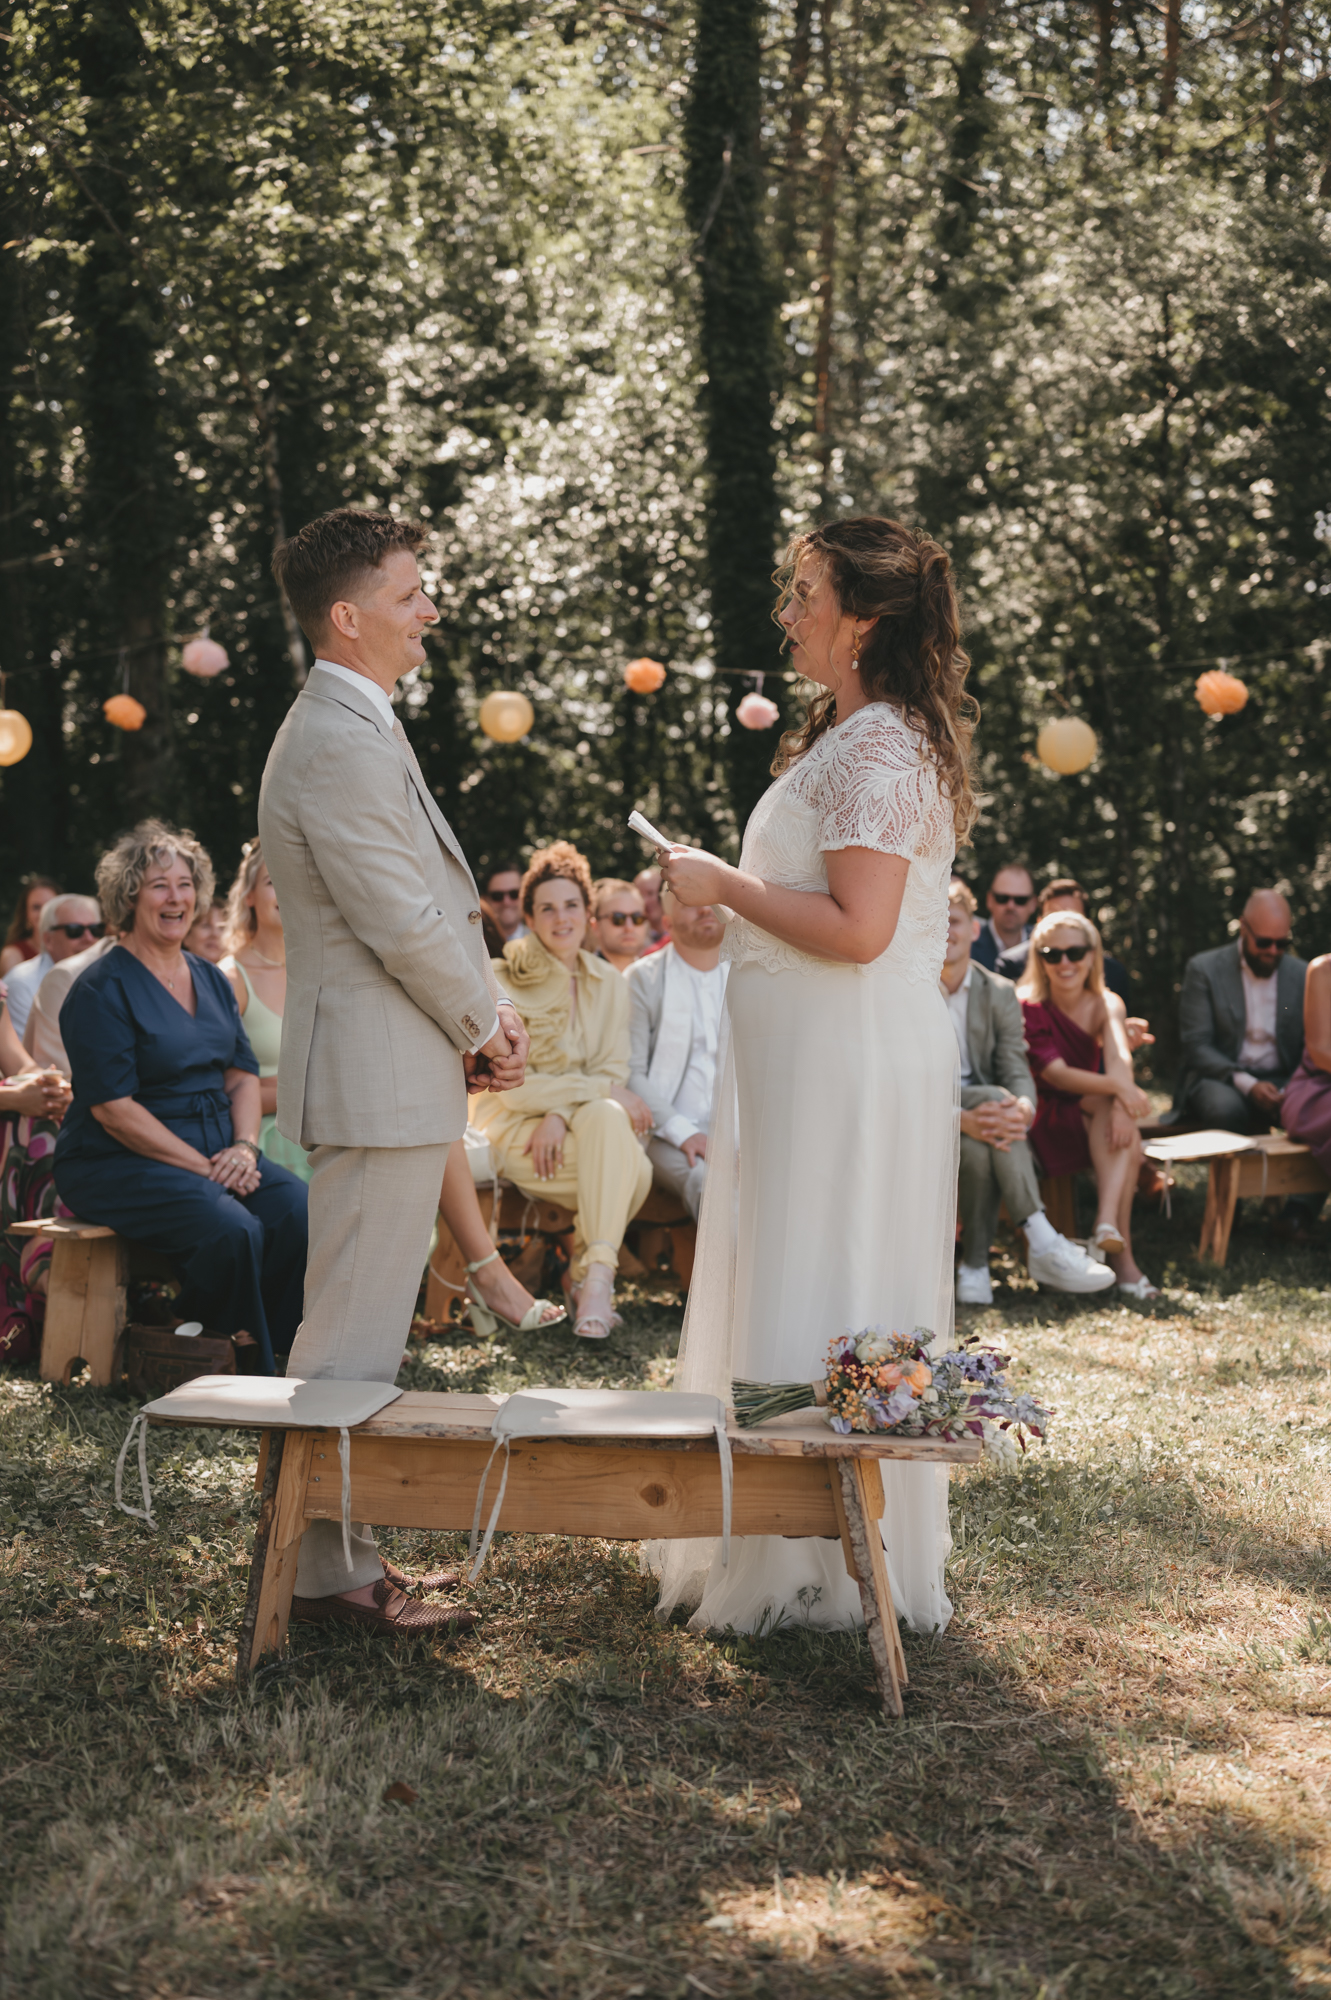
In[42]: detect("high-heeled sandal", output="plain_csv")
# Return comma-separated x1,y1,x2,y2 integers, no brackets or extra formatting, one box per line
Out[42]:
1090,1220,1126,1256
461,1249,566,1338
570,1259,620,1341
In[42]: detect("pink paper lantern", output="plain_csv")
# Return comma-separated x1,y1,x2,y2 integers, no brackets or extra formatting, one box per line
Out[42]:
181,635,229,678
736,691,780,730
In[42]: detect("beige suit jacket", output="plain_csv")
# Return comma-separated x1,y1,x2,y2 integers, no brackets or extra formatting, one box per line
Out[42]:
257,665,501,1149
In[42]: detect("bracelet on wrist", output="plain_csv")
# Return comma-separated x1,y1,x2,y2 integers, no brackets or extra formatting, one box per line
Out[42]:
235,1138,261,1161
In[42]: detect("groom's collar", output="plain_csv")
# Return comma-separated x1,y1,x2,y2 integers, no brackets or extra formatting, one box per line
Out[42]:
309,657,396,732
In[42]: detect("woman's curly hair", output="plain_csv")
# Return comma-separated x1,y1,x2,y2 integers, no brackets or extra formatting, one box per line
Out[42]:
223,838,267,953
520,840,594,921
772,516,979,842
95,819,215,936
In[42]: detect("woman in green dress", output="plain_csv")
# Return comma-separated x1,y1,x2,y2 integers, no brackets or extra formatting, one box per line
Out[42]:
221,840,311,1183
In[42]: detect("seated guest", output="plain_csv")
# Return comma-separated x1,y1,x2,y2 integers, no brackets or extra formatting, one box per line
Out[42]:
0,1000,73,1365
626,882,725,1220
483,863,527,943
1281,949,1331,1177
943,881,1111,1302
995,880,1131,1002
1019,912,1157,1298
589,877,650,975
634,865,670,946
1174,891,1306,1132
184,896,229,964
0,875,59,977
435,1142,566,1335
471,841,653,1340
220,839,310,1184
4,895,103,1043
25,931,117,1073
54,820,308,1373
971,862,1036,971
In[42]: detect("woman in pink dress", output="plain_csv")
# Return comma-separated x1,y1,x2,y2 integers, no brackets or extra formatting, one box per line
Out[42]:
1018,911,1158,1299
1281,953,1331,1171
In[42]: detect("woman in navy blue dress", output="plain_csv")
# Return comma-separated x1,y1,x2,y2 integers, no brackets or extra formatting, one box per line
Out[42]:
54,821,308,1373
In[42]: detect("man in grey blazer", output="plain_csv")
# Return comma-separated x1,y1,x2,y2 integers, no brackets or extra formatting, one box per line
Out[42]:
259,508,529,1635
1174,891,1306,1131
944,881,1113,1304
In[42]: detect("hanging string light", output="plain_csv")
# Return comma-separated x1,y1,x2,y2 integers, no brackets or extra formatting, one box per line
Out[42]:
736,672,780,730
478,690,534,742
1036,715,1098,775
0,675,33,767
1195,669,1249,716
181,627,229,678
624,656,666,694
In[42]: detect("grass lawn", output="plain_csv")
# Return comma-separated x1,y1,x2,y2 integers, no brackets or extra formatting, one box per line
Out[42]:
2,1169,1330,1999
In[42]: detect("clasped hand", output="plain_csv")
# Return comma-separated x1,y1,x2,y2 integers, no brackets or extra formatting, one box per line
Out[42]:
464,1009,530,1094
208,1145,261,1196
960,1093,1031,1153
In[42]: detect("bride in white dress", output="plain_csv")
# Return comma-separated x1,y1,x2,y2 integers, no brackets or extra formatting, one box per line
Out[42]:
650,516,978,1638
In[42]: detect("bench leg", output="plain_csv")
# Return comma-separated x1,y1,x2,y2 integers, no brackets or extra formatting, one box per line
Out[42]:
236,1428,315,1683
40,1235,128,1388
1200,1158,1240,1266
833,1458,905,1717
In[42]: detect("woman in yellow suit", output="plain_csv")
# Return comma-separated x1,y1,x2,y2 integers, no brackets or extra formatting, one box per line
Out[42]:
471,841,653,1340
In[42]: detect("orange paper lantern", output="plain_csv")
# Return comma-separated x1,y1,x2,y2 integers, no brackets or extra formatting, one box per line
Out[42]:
104,694,147,731
1194,669,1248,717
478,690,534,743
181,635,229,678
736,691,780,730
1036,715,1098,775
0,708,33,767
624,656,666,694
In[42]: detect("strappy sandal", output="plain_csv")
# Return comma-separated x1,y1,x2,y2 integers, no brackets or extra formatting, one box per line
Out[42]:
1091,1221,1126,1256
462,1249,566,1338
571,1260,620,1342
1117,1274,1161,1301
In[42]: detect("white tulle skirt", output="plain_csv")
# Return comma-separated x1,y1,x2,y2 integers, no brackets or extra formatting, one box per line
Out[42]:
648,954,960,1636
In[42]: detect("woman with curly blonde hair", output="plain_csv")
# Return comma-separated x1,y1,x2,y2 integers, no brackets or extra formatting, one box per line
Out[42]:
652,516,975,1638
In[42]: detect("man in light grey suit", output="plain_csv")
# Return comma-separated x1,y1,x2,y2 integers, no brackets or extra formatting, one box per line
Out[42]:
943,880,1112,1304
626,887,726,1219
259,509,529,1635
1174,890,1307,1130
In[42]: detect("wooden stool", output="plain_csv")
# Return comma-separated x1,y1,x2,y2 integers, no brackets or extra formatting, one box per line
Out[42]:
1144,1129,1330,1267
145,1392,980,1715
10,1219,128,1387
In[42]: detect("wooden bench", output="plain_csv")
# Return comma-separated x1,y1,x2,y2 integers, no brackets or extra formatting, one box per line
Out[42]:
8,1219,177,1387
147,1390,980,1715
425,1184,696,1322
1143,1128,1330,1266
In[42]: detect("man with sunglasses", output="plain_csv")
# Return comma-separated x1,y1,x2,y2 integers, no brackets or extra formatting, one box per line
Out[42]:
1175,890,1308,1139
971,863,1037,972
483,864,527,944
4,895,104,1042
589,878,651,976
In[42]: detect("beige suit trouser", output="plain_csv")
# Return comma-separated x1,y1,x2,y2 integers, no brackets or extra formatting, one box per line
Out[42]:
492,1097,652,1282
287,1140,449,1596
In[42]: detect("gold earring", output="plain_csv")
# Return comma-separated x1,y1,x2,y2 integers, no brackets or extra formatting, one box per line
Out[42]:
850,629,861,670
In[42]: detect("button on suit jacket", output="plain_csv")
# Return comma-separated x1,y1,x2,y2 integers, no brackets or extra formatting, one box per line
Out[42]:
258,665,501,1149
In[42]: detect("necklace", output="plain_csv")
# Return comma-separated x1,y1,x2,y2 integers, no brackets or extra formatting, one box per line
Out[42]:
248,946,286,968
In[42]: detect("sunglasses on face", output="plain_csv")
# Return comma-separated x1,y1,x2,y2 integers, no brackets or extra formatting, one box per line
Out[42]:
604,911,647,928
52,923,105,941
489,888,521,902
1246,933,1292,952
991,891,1034,907
1038,944,1091,965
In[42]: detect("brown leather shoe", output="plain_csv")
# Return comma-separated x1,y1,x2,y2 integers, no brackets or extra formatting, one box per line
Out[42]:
291,1580,476,1636
380,1558,463,1596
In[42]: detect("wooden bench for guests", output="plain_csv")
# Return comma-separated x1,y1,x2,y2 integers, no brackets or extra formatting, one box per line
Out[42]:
146,1390,981,1715
8,1219,176,1387
1143,1128,1330,1266
425,1183,696,1322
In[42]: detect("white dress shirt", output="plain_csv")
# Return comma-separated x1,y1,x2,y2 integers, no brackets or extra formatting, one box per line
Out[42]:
4,951,52,1043
943,963,974,1084
1233,961,1281,1096
658,958,726,1149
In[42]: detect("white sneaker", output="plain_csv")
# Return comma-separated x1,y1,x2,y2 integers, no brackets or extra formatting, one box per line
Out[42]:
955,1264,993,1306
1028,1236,1115,1294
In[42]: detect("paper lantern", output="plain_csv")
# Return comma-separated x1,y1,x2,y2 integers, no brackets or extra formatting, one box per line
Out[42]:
478,690,534,743
0,708,33,767
1036,715,1097,775
181,635,229,679
1195,669,1248,717
624,656,666,694
104,694,147,731
736,690,780,730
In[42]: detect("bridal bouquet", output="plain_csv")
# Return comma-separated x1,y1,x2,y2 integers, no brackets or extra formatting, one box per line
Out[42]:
732,1327,1052,1459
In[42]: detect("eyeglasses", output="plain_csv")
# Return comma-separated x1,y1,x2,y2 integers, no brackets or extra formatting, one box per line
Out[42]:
991,891,1034,907
1245,933,1292,952
1038,944,1092,965
52,923,105,941
489,888,521,902
604,911,648,928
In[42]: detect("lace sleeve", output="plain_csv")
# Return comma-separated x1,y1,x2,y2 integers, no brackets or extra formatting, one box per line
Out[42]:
813,708,939,861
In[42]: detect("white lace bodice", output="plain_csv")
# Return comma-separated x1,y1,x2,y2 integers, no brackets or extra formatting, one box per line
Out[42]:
722,703,955,983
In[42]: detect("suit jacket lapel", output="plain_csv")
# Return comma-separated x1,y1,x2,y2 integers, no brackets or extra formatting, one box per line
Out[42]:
304,668,473,879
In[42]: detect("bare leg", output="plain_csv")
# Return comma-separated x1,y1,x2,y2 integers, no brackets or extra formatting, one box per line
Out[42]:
1106,1129,1147,1285
1084,1098,1138,1235
437,1143,562,1327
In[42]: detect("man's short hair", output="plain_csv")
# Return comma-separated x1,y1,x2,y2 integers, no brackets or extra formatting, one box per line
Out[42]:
590,878,640,919
1038,877,1087,915
948,877,977,914
989,861,1034,891
272,508,427,645
484,862,523,888
37,893,100,937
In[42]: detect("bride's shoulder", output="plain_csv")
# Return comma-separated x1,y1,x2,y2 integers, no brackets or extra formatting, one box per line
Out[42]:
819,703,931,776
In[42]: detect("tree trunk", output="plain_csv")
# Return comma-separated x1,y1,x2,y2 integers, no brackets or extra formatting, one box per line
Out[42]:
1265,0,1291,190
684,0,784,838
1160,0,1181,115
812,0,840,513
776,0,816,276
934,0,992,311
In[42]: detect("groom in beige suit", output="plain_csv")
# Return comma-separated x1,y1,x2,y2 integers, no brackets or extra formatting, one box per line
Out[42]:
259,508,529,1635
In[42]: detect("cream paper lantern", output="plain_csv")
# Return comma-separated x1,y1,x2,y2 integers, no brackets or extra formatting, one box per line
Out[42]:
181,634,229,678
478,690,534,743
0,707,33,766
1036,715,1098,775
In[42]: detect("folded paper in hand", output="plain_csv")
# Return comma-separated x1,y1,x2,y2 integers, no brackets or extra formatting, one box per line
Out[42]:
628,808,676,852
